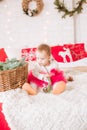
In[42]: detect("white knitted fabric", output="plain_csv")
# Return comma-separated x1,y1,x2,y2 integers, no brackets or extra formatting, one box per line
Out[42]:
0,72,87,130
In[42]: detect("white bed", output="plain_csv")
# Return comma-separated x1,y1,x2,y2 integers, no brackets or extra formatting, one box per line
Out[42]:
0,60,87,130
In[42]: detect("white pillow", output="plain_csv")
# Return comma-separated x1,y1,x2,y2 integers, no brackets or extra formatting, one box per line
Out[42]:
58,58,87,68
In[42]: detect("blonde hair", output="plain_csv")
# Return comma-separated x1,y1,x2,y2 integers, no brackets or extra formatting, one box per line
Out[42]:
37,44,51,56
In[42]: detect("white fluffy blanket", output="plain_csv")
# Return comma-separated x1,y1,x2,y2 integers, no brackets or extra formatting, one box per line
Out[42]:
0,72,87,130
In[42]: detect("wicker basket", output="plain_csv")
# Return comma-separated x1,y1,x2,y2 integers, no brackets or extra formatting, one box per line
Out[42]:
0,62,28,92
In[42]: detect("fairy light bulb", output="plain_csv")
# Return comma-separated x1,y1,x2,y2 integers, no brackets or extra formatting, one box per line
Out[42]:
44,38,47,43
9,37,14,41
43,26,47,30
46,11,50,15
7,45,11,48
7,31,10,34
7,18,11,22
43,11,50,43
4,4,8,8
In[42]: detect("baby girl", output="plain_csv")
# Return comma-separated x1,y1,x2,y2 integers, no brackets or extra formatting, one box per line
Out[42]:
22,44,67,95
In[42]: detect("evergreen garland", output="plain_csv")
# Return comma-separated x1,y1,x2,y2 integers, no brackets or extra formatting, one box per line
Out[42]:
0,58,26,71
54,0,86,18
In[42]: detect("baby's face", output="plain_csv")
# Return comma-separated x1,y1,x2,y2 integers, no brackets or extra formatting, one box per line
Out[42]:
36,50,50,66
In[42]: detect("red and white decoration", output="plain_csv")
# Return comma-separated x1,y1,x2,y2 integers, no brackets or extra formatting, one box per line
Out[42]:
21,43,87,63
64,43,87,61
51,45,73,62
52,43,87,62
21,48,36,61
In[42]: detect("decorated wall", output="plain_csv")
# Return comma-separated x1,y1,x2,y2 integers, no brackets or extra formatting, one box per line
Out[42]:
0,0,87,58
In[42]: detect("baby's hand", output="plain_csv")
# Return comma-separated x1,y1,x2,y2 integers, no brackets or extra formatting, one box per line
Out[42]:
45,74,50,78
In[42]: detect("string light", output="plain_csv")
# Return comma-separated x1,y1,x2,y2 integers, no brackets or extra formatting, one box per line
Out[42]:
43,11,50,43
2,2,15,47
2,1,51,47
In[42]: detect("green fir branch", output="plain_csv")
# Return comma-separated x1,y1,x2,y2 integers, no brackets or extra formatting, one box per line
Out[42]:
54,0,86,18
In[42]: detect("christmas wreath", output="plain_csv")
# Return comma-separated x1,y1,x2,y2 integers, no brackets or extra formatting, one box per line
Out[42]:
22,0,44,16
54,0,86,18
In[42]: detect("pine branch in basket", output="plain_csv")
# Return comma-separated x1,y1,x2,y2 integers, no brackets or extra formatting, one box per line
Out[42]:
0,58,26,71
